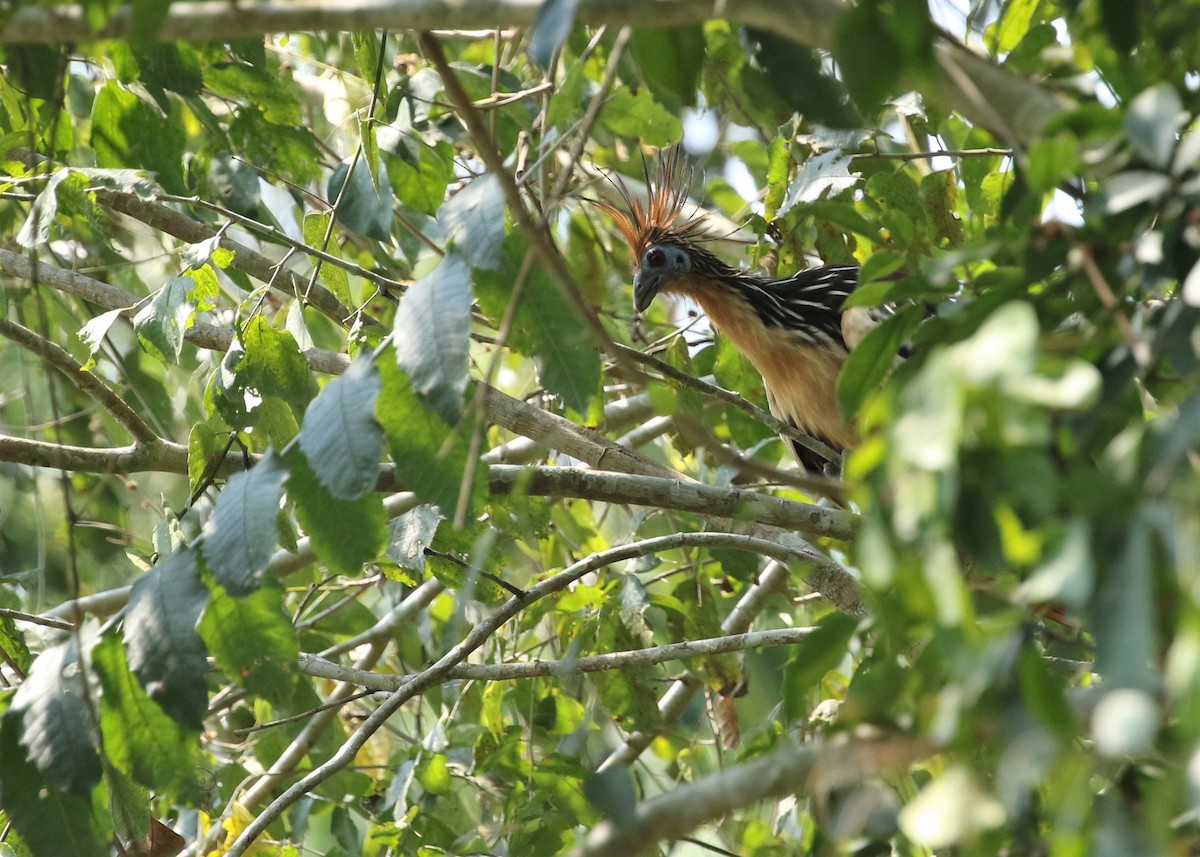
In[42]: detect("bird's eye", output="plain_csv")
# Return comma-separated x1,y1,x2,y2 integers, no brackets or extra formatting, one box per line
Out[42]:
646,248,666,268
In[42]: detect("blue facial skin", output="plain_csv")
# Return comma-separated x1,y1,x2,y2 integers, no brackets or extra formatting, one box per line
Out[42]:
633,244,692,312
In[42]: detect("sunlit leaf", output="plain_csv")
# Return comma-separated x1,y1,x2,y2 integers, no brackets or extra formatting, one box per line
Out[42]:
199,583,298,701
92,635,200,799
91,81,186,193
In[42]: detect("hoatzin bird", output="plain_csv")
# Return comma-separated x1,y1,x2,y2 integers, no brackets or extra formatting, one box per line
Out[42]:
598,150,884,475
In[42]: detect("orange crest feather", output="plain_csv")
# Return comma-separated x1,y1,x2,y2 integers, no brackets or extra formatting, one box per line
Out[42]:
593,148,708,267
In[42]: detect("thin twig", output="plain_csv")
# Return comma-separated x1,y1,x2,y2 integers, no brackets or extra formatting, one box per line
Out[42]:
299,624,818,687
0,316,158,443
418,32,617,355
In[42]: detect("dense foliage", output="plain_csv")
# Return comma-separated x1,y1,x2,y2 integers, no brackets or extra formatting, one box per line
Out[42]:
2,1,1200,855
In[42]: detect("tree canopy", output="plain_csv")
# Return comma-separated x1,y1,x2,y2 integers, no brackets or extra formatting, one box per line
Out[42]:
1,1,1199,855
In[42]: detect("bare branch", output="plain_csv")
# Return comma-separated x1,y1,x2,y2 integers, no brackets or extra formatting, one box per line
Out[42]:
576,736,935,857
300,625,818,687
0,435,185,474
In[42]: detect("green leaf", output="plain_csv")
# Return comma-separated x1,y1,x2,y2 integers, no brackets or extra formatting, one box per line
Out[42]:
394,253,473,424
1100,0,1140,54
744,29,859,128
0,713,108,857
1016,645,1073,741
92,635,200,799
835,0,903,114
583,767,637,826
782,150,862,210
838,305,923,418
302,211,353,308
91,81,186,193
1125,83,1184,170
239,317,314,409
133,275,195,364
386,504,442,573
599,88,683,149
10,638,101,796
124,548,210,729
474,246,599,413
199,583,298,702
107,765,151,842
990,0,1039,52
530,0,580,67
133,42,201,94
210,317,314,439
329,157,393,241
546,61,586,129
6,45,65,101
781,612,858,724
1091,515,1156,692
377,353,484,516
285,448,387,574
297,361,384,503
200,450,288,595
16,167,68,249
204,60,302,126
387,137,454,216
0,614,32,675
77,309,125,371
439,173,507,271
630,26,705,108
1101,170,1172,214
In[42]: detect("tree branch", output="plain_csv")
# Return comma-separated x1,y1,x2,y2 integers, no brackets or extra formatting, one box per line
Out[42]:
223,531,816,857
575,736,935,857
488,464,859,540
0,2,1072,147
299,624,817,687
0,316,158,443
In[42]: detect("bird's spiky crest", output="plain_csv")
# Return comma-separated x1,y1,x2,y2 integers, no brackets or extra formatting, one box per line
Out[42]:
593,148,709,266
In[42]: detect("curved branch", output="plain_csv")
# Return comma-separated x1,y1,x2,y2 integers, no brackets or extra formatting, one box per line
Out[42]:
575,736,935,857
223,531,812,857
0,316,158,442
299,625,817,687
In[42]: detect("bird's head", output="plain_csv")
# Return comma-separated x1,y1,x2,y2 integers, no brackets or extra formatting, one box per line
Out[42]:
633,241,693,312
591,147,709,314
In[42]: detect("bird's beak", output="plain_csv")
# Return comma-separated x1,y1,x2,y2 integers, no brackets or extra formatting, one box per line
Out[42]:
633,271,663,313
